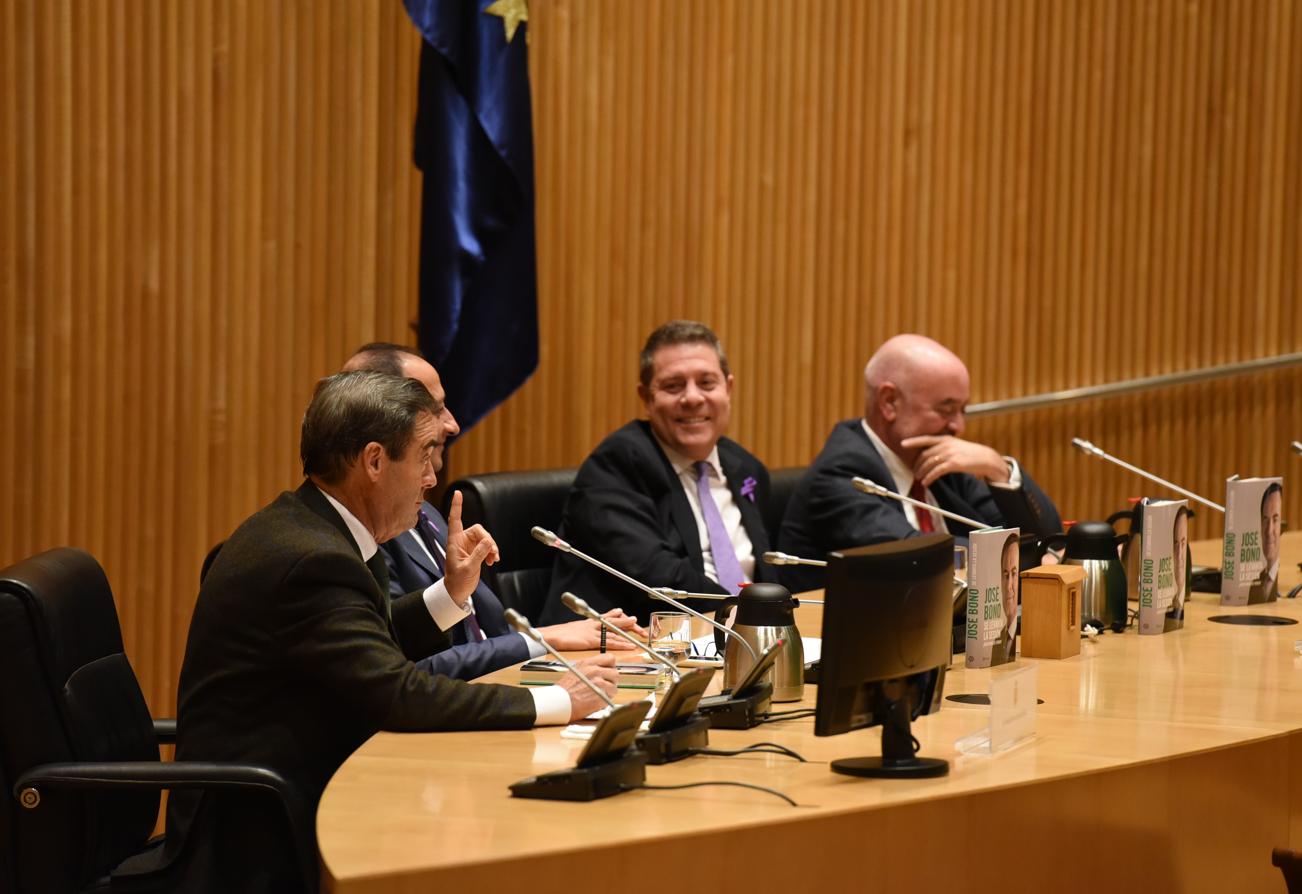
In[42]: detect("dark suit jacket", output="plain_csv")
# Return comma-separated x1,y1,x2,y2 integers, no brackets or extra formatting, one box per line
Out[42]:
166,482,535,893
381,502,530,680
1248,566,1279,604
778,420,1062,592
989,624,1016,665
540,420,777,624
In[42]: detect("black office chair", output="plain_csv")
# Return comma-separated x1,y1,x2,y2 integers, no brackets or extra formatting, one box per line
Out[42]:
765,466,807,544
0,548,313,893
444,468,577,621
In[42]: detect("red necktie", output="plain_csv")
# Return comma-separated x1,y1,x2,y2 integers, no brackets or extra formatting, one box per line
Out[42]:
909,480,935,533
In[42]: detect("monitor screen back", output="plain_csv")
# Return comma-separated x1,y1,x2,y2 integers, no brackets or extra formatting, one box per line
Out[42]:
815,533,955,736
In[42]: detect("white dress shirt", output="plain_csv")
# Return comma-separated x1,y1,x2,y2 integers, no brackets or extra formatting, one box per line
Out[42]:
319,488,568,724
656,438,756,586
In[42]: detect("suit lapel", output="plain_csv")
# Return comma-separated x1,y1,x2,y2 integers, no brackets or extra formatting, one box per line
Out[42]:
719,439,768,553
930,478,983,536
638,422,706,570
296,480,393,624
398,528,440,579
852,425,910,523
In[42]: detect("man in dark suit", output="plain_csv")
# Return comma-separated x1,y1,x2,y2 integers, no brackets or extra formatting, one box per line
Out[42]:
166,371,618,893
779,334,1061,592
344,343,646,679
541,321,777,625
988,533,1020,664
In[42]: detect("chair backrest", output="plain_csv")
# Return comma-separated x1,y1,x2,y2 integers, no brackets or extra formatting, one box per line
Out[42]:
444,469,577,620
0,548,160,893
765,466,807,544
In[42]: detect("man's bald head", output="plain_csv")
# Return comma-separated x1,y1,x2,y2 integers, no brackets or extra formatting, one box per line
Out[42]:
863,334,971,463
343,343,460,473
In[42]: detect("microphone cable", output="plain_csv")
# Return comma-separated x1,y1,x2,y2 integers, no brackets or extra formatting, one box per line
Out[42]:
684,742,806,761
621,780,799,807
757,707,816,723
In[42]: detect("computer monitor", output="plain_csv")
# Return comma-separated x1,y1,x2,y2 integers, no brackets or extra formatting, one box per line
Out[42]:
815,533,954,778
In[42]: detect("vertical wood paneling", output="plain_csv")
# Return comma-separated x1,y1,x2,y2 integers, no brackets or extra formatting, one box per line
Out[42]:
1,0,1299,716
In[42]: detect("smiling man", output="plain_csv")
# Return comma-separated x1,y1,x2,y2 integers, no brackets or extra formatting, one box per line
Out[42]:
777,334,1061,592
541,320,778,624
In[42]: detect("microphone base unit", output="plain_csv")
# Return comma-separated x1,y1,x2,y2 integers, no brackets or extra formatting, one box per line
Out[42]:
635,714,711,764
509,751,648,802
697,681,774,730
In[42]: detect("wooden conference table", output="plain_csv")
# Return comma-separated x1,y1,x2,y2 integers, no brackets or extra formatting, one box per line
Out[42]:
319,534,1302,893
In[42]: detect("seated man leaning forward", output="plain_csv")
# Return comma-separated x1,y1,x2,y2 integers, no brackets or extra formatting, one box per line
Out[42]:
165,371,617,894
541,320,778,626
343,342,645,680
778,334,1062,593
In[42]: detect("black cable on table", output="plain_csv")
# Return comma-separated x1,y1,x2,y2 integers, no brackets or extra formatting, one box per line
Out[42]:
622,780,798,807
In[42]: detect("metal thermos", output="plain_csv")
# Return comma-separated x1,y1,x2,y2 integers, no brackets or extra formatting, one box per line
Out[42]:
1043,521,1129,632
715,582,804,702
1108,500,1144,605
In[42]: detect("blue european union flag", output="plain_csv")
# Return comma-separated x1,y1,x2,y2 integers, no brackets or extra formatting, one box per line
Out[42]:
405,0,538,432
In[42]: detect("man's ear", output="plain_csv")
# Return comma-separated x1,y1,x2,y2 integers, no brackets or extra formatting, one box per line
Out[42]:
361,442,386,481
878,382,900,422
637,382,651,406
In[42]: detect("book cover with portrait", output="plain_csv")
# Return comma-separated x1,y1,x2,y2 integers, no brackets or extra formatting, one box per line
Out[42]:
965,527,1020,669
1138,499,1188,635
1221,477,1284,606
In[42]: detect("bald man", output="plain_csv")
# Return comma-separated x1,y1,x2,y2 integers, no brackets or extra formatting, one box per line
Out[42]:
344,343,644,680
777,335,1061,592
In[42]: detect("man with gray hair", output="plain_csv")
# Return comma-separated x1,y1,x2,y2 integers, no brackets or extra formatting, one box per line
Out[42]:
778,334,1060,592
166,371,617,893
343,342,646,679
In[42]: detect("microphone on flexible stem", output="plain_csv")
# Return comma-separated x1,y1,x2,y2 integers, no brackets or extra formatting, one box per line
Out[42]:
503,607,651,801
505,608,615,707
1071,438,1225,512
560,593,682,681
851,477,991,530
1291,441,1302,456
653,587,730,601
762,550,827,568
756,554,827,605
561,592,716,764
531,526,757,662
532,526,773,730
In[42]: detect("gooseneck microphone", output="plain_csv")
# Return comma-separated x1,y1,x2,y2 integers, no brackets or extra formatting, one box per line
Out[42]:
504,608,615,708
1071,438,1225,512
851,477,989,530
1291,440,1302,456
653,587,730,601
560,592,682,681
531,526,757,662
762,550,827,568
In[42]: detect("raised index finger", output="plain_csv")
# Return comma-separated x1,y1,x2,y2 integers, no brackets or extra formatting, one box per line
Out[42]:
446,489,464,539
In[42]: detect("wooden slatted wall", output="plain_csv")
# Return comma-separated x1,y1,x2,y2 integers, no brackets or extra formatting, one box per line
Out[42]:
2,0,1299,713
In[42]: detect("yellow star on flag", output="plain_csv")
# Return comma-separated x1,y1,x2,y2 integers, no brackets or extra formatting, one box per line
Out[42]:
484,0,529,44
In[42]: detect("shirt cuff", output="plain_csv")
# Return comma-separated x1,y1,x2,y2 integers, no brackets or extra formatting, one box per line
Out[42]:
529,685,572,726
422,579,472,631
521,633,547,659
988,456,1023,490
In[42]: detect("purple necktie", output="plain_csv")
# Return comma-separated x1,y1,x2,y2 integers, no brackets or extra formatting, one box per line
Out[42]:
417,511,482,641
695,461,745,595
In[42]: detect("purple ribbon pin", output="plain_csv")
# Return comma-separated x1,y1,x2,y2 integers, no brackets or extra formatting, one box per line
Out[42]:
740,476,758,503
